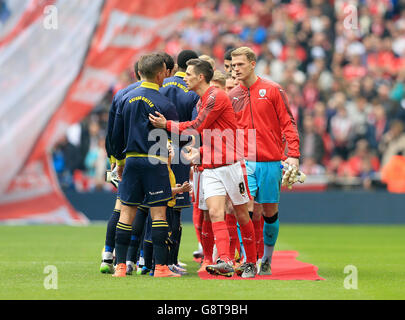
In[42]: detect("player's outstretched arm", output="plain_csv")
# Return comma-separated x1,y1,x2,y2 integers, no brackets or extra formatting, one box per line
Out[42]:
181,145,201,165
171,181,192,196
149,111,167,128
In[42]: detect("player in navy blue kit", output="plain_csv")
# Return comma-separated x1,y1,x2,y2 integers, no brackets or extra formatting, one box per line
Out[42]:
159,50,200,273
100,61,145,274
111,53,180,278
125,52,177,275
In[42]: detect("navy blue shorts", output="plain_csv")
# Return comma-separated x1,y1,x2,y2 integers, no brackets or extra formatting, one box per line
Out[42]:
171,162,191,209
118,157,172,207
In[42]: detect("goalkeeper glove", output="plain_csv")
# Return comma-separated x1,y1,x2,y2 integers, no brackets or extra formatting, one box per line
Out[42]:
105,166,120,188
281,163,306,189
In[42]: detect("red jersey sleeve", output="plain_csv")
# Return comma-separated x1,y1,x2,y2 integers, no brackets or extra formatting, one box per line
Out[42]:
166,91,223,135
271,85,300,159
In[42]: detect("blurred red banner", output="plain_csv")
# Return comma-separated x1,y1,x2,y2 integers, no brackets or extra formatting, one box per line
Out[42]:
0,0,196,224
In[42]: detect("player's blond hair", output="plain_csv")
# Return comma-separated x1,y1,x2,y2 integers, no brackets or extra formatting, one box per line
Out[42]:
199,55,216,69
211,70,226,87
231,47,257,62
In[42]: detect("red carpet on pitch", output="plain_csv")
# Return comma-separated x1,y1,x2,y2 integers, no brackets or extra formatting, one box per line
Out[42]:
197,251,325,280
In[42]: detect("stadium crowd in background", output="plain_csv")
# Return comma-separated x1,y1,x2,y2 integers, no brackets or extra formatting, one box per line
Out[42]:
52,0,405,192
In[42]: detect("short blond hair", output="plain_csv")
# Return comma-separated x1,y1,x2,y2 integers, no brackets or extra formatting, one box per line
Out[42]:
211,70,226,87
231,46,257,62
199,55,216,69
225,72,233,79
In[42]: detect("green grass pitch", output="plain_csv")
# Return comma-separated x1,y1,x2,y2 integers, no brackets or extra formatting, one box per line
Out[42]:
0,223,404,300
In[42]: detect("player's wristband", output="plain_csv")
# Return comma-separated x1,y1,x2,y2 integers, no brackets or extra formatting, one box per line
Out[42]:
110,155,116,165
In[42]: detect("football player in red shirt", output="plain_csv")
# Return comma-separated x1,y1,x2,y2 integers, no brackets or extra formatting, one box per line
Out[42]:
229,47,300,275
149,59,258,278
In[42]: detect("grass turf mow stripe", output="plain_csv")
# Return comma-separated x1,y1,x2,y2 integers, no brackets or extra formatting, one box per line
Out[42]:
0,224,404,300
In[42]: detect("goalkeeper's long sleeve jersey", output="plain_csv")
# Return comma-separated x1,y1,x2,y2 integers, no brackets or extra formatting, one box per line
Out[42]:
228,77,300,162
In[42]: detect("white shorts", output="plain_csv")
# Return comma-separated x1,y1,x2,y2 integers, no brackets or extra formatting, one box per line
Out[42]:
193,168,208,211
192,168,200,202
201,161,251,208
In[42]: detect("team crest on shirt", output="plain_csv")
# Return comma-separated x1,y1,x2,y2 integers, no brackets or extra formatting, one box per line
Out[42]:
259,89,266,97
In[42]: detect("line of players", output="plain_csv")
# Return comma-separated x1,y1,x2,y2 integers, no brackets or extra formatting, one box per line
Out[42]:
101,50,199,277
100,46,300,278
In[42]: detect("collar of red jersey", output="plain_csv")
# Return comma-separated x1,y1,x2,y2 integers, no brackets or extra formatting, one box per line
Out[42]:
239,76,261,91
199,86,216,101
174,71,186,78
140,81,160,91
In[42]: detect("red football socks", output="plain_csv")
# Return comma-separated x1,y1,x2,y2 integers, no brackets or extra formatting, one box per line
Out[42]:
239,219,257,263
253,218,264,259
201,220,214,262
193,204,203,244
211,220,231,262
226,213,240,263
